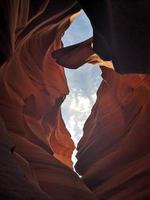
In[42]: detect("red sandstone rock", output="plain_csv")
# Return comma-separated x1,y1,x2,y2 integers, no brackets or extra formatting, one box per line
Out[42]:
0,116,51,200
75,68,150,199
52,21,150,199
0,0,97,199
1,0,150,199
47,19,150,198
53,38,113,70
53,33,150,198
0,0,76,169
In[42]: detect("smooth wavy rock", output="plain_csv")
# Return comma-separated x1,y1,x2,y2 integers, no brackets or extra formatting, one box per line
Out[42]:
0,0,96,199
75,67,150,199
1,0,150,199
53,38,113,70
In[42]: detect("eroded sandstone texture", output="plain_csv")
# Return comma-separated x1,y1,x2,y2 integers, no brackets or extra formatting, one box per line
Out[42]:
0,0,150,200
0,0,96,199
75,68,150,199
54,37,150,199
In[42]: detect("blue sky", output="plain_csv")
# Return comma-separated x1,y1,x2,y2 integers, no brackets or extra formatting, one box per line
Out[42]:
61,11,102,163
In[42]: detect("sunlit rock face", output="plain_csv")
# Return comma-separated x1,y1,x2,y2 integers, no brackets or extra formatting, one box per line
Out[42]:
0,0,97,199
75,68,150,199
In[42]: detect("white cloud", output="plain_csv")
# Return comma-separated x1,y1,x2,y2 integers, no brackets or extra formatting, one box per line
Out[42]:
61,66,101,165
70,96,91,113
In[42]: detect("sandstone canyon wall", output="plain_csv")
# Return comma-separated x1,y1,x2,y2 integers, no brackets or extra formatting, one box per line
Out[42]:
54,35,150,199
75,68,150,199
0,0,96,199
0,1,150,200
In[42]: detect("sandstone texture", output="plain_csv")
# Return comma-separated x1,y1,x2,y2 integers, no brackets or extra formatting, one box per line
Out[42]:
0,0,96,199
75,68,150,199
0,0,150,200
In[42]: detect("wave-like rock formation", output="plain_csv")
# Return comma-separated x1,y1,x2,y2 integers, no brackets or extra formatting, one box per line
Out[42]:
75,68,150,199
53,33,150,199
0,0,150,200
53,18,150,199
0,0,96,199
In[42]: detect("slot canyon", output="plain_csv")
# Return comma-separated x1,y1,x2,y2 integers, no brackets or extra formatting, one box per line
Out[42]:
0,1,150,200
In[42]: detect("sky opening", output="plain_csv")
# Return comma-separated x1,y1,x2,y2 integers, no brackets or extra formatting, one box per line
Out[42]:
61,10,102,165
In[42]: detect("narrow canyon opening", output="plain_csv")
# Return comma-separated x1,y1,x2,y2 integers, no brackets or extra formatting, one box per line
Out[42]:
61,10,102,166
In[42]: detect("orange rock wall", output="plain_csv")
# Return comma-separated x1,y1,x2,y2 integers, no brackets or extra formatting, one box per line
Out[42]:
0,0,78,168
0,1,97,199
0,0,150,199
75,67,150,199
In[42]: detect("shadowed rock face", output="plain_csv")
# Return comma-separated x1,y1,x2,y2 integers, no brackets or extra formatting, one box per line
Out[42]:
0,0,150,200
54,35,150,199
75,68,150,199
0,0,97,199
77,0,150,73
52,11,150,198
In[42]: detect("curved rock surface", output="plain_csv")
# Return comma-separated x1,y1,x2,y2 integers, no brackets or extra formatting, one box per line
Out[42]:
53,18,150,199
0,0,96,199
0,0,150,200
55,33,150,199
77,0,150,73
75,68,150,199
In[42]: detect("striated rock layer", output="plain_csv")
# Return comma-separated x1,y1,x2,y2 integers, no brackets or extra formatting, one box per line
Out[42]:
0,0,96,199
54,35,150,199
54,26,150,199
0,0,150,199
75,68,150,199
